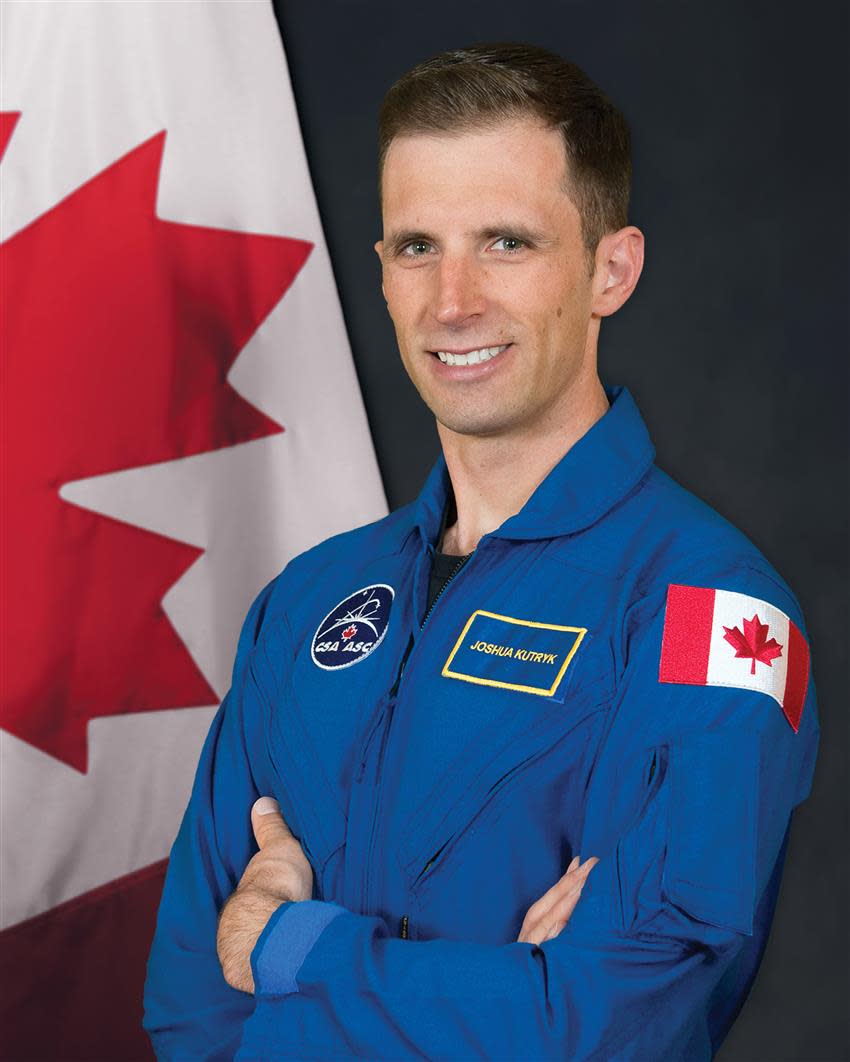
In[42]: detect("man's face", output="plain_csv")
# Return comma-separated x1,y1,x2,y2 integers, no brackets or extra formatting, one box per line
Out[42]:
377,119,600,440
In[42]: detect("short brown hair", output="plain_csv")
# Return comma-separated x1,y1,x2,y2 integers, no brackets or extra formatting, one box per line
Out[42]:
378,43,632,259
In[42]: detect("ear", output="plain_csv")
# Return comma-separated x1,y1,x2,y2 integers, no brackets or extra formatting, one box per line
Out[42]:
374,240,387,301
590,226,644,318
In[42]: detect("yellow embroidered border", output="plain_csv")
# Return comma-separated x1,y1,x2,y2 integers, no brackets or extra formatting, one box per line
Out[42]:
442,609,587,697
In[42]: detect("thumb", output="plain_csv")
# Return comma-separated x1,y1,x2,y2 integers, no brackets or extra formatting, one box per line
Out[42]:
251,796,294,850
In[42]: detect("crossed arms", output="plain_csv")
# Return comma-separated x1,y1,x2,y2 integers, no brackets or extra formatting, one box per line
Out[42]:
217,797,598,995
144,573,817,1061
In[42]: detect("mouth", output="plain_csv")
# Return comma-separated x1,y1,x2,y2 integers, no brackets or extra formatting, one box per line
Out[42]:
430,344,511,367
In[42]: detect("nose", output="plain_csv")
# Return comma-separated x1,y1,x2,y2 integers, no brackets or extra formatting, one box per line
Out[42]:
431,254,487,328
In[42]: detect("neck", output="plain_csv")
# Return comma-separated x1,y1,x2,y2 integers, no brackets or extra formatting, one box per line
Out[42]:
437,377,609,555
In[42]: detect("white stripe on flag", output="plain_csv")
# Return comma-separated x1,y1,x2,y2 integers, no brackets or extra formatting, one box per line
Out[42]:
707,589,790,708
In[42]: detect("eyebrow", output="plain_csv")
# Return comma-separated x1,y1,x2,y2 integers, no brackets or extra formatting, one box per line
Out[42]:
478,224,551,246
383,224,553,258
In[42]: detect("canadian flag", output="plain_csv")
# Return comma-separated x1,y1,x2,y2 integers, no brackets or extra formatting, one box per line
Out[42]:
0,1,385,1059
659,584,810,732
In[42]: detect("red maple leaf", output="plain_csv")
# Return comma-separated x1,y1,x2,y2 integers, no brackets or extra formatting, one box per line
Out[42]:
341,625,357,640
722,614,783,675
0,119,313,772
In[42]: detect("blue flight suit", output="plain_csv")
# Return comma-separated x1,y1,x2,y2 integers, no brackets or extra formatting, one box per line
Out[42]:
144,386,818,1061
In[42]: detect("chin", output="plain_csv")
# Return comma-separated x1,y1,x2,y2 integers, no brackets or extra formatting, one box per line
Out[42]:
435,409,517,438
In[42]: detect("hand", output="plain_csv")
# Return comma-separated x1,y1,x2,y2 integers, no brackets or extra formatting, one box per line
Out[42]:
516,855,599,945
216,797,314,994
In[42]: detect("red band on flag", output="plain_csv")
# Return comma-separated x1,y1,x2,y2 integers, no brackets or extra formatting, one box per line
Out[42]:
0,860,165,1061
782,620,810,733
0,112,20,161
659,584,715,685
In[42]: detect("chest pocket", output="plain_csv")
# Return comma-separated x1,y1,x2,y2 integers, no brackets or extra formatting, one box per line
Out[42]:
396,676,612,900
398,695,611,944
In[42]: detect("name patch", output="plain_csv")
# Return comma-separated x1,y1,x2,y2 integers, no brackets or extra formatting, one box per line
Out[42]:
443,610,586,696
311,584,394,671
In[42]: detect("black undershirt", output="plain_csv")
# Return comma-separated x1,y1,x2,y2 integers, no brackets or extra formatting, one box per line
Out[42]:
426,550,470,616
425,492,472,616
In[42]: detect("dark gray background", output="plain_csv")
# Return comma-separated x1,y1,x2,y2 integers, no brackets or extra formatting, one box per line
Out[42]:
272,2,849,1058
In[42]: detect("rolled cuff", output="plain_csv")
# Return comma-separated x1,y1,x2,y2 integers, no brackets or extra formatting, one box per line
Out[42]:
251,900,346,997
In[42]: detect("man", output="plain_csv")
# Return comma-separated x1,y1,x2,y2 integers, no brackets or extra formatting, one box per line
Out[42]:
145,44,818,1060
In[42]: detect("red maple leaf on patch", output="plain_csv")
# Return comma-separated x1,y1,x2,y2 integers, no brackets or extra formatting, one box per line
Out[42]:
341,625,357,640
722,614,783,675
0,118,313,771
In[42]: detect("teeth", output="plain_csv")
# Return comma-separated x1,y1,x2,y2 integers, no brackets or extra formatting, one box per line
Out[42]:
436,344,508,366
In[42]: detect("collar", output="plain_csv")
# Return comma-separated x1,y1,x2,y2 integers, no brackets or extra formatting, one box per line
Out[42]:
409,386,655,547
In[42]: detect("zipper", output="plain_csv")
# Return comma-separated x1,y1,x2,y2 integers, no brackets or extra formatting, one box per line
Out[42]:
410,838,452,891
389,633,415,697
399,915,409,939
361,547,476,915
420,553,471,630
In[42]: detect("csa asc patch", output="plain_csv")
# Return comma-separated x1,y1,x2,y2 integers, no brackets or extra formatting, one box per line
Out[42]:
311,584,395,671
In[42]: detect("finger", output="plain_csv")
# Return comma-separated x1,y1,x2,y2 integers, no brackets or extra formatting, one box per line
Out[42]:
560,856,598,889
518,858,601,944
544,860,599,932
555,854,595,889
530,856,593,920
528,855,580,911
518,885,580,945
517,857,601,943
545,857,598,915
547,885,584,930
520,925,544,946
251,796,294,849
519,898,576,945
521,900,576,946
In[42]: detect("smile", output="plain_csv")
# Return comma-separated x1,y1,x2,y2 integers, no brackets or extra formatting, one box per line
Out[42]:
435,344,510,366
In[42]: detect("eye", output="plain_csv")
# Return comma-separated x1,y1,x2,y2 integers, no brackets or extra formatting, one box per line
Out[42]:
401,240,434,257
491,236,526,254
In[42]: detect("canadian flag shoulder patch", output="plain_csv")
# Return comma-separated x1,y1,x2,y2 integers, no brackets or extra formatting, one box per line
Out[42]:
659,584,810,732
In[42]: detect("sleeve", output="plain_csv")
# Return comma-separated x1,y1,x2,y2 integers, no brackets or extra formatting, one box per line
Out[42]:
143,583,280,1062
236,566,820,1062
